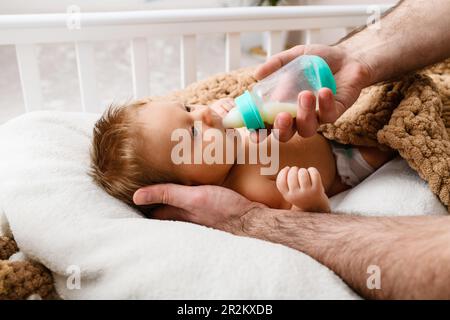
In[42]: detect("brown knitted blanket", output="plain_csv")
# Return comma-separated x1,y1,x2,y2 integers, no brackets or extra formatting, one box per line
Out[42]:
0,236,56,299
165,59,450,211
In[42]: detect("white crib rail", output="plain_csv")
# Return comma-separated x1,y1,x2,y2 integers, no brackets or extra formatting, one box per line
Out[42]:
75,41,98,112
0,5,392,113
15,44,43,112
131,37,150,98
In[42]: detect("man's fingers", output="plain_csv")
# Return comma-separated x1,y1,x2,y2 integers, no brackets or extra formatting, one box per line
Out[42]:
151,204,191,222
134,184,211,225
296,91,318,138
317,88,339,124
334,100,348,121
254,45,306,80
272,112,295,142
133,183,197,210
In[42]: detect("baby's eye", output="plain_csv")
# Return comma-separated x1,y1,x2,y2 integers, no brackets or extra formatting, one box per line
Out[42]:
185,105,192,112
191,126,199,137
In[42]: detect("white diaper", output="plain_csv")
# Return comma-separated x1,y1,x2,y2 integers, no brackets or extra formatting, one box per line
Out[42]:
330,142,374,187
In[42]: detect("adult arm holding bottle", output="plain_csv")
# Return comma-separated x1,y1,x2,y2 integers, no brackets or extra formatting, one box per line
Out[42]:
263,0,450,140
134,0,450,299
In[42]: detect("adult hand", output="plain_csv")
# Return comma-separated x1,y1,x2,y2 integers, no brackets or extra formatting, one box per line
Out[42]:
255,44,373,141
133,184,265,234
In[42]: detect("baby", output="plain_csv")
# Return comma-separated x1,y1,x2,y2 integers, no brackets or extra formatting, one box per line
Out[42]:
90,98,394,214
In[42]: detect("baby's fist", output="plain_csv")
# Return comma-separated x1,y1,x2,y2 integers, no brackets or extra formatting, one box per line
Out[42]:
276,166,330,212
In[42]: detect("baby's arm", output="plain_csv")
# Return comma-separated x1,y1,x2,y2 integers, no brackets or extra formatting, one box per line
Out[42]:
276,166,330,213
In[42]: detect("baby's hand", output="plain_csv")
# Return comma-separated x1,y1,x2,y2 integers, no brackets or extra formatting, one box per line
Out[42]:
276,166,330,213
209,98,235,119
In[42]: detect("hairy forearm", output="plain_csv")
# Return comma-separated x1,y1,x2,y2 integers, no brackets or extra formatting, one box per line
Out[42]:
238,209,450,299
338,0,450,84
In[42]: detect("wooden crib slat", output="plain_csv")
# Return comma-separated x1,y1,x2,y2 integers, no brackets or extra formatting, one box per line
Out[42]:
131,38,149,99
225,32,241,72
75,41,99,112
266,31,283,58
180,34,197,88
15,44,43,112
305,29,322,44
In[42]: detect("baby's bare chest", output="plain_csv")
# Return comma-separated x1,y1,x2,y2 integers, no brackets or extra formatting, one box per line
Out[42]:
278,134,336,185
223,134,337,209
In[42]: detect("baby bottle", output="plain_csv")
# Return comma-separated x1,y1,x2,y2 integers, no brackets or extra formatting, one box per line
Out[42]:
222,55,336,129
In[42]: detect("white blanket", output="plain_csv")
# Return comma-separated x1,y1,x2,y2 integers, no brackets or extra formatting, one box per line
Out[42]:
0,111,446,299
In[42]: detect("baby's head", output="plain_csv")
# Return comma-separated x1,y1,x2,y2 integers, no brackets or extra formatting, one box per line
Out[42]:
90,99,233,213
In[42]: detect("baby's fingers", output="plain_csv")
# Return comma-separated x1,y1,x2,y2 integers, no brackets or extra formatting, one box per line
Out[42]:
276,166,289,194
298,168,312,188
287,167,300,191
307,167,324,190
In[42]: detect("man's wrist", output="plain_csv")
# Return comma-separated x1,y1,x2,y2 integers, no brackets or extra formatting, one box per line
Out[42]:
239,205,270,238
211,203,267,237
335,39,379,88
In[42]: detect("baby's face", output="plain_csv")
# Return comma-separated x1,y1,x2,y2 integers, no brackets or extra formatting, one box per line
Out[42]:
135,101,235,185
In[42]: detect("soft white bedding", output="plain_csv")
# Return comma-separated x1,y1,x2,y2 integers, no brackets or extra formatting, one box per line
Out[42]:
0,111,446,299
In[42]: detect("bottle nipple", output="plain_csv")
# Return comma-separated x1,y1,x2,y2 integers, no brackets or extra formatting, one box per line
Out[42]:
222,108,244,128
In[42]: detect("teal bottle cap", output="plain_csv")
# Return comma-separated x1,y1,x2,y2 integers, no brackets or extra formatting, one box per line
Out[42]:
234,90,265,130
303,55,337,94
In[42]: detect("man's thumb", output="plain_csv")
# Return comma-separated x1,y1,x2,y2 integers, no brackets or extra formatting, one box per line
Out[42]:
133,184,204,215
133,184,183,206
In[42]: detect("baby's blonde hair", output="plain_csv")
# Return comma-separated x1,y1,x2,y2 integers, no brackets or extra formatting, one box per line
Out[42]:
90,99,173,214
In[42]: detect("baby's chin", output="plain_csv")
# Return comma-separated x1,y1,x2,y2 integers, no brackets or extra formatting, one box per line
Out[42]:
188,164,233,185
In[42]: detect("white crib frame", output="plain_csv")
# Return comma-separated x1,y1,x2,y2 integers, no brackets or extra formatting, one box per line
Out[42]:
0,5,392,115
